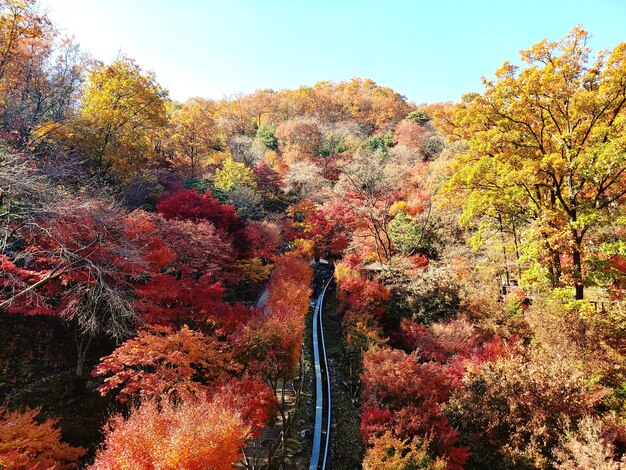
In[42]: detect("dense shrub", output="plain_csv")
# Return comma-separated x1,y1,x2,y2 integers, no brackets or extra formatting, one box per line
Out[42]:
445,348,610,469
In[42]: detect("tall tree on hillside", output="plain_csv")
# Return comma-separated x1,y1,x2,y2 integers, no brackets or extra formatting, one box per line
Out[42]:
166,97,223,177
81,57,168,176
335,149,402,262
0,0,51,120
275,119,322,163
0,1,86,139
43,56,168,178
437,26,626,299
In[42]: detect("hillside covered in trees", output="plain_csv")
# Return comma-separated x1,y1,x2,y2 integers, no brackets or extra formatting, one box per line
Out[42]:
0,1,625,468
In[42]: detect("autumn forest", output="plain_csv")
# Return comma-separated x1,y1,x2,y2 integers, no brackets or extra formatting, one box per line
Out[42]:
0,1,625,469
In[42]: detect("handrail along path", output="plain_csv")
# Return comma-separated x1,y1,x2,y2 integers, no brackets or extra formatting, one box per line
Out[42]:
309,276,333,470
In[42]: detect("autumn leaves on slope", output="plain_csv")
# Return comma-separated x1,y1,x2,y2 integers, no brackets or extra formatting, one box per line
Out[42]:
1,1,625,466
0,185,312,469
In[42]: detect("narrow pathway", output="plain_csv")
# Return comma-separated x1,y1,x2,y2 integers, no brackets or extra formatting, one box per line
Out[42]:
237,286,299,469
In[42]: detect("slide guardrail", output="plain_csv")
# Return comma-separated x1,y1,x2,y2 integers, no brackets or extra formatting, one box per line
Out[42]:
309,277,333,470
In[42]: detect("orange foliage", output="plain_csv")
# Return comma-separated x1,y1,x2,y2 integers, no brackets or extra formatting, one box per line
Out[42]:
275,119,321,163
320,78,412,131
363,432,446,470
266,252,312,319
233,252,312,384
93,325,240,402
360,347,469,469
124,211,177,268
339,275,391,322
263,149,289,174
214,376,279,438
393,120,427,148
0,407,85,470
333,258,390,373
213,78,411,136
90,397,248,470
286,199,352,258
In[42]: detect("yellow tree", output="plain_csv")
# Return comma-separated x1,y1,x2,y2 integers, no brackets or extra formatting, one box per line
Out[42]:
213,156,257,192
167,97,224,177
82,57,168,176
44,56,168,178
363,432,446,470
437,26,626,299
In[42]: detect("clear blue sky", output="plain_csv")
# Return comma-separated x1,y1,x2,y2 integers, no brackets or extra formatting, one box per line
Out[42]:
41,0,626,104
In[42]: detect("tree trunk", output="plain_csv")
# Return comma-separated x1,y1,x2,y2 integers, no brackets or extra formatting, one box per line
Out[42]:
279,379,287,452
75,334,92,377
541,230,562,288
511,222,522,279
550,249,562,288
498,214,510,285
573,245,584,300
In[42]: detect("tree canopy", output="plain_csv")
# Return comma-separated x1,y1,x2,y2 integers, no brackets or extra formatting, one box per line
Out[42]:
437,26,626,298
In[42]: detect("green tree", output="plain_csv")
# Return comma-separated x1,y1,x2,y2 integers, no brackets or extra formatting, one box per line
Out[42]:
255,123,277,150
405,110,429,124
365,131,393,155
389,211,431,256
